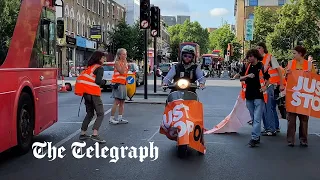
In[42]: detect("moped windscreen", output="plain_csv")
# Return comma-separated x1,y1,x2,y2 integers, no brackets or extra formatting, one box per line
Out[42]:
167,91,198,103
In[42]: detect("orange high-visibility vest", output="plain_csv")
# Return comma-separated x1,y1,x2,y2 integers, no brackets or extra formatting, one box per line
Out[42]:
262,53,280,84
287,59,312,71
74,64,102,97
111,61,128,85
240,63,268,103
279,67,287,86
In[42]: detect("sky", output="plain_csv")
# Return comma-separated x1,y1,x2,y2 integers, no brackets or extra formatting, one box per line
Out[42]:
142,0,235,28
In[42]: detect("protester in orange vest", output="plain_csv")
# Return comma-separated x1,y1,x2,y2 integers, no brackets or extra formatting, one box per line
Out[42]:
74,51,107,143
286,46,316,147
109,48,129,124
240,49,270,147
257,42,283,136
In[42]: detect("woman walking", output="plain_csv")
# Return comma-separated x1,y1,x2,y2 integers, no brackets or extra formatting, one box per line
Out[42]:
109,48,129,124
74,50,107,143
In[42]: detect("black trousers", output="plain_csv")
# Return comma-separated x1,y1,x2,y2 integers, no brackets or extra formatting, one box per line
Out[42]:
81,93,105,131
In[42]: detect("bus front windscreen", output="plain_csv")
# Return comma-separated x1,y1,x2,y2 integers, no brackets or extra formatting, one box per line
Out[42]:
203,57,212,65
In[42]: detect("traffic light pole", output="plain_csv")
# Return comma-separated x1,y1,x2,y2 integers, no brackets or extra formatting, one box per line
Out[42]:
153,37,157,93
144,29,148,99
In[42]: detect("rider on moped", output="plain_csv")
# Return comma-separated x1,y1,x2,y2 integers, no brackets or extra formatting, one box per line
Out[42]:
162,46,206,92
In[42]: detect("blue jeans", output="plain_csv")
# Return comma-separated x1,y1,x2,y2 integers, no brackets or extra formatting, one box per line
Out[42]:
246,99,265,140
262,85,276,132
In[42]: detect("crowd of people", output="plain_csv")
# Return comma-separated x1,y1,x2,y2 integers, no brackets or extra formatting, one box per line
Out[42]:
240,42,317,147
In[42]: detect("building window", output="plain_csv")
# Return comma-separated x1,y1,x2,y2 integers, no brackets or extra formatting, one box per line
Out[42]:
107,2,110,16
92,0,95,12
117,7,120,19
77,0,80,4
248,13,254,19
249,0,258,6
102,0,105,17
98,0,100,15
112,4,114,18
87,0,90,10
82,0,85,6
278,0,285,6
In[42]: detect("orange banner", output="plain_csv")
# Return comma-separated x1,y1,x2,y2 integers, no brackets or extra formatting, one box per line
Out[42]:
286,71,320,118
159,100,206,153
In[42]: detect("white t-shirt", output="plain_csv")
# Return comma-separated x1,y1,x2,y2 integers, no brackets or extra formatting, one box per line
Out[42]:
264,54,280,69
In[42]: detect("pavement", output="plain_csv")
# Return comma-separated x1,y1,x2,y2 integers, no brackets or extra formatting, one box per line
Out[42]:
1,78,320,180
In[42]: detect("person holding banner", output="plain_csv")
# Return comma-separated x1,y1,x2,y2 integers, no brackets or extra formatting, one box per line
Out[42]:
257,42,284,135
240,49,270,147
286,46,317,147
110,48,129,124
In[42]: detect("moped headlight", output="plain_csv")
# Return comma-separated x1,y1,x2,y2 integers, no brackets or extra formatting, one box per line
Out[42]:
177,79,189,89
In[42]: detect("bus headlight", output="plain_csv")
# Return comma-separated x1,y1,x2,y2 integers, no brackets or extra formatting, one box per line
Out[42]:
177,79,189,89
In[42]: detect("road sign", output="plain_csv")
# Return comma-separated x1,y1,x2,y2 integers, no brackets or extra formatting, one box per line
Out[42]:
151,30,157,36
245,19,254,41
126,74,136,100
141,20,149,29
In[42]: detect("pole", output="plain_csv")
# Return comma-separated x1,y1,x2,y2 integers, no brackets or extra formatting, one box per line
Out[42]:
144,29,148,99
153,37,157,93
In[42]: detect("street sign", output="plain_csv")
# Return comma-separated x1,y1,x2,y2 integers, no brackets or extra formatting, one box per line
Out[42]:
245,19,254,41
151,30,157,36
141,20,149,29
126,74,136,100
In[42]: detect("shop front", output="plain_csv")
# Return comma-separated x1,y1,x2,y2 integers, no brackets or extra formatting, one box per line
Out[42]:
75,35,86,76
66,35,76,76
85,39,97,61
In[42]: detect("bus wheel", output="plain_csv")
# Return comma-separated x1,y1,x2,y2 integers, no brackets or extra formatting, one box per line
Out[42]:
15,92,34,155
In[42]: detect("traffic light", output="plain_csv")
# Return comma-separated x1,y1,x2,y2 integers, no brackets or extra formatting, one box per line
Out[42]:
140,0,150,29
150,6,160,37
56,18,64,38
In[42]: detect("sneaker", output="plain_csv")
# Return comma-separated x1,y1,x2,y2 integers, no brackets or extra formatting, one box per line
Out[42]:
288,143,294,147
109,118,119,125
276,128,280,133
248,139,259,147
90,135,106,143
79,134,90,140
300,142,308,147
261,130,277,136
118,118,128,124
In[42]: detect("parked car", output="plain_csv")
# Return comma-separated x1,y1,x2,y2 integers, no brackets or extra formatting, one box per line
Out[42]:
102,62,115,91
128,62,144,86
159,63,172,76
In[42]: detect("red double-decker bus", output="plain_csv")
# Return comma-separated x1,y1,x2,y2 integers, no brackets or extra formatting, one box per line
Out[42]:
0,0,64,154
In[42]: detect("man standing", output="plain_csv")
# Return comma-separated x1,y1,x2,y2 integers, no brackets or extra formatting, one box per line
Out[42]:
257,42,284,135
240,49,270,147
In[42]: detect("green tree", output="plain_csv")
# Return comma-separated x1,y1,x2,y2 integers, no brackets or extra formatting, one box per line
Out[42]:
252,7,278,44
209,24,236,56
167,20,209,61
231,40,242,61
168,24,183,61
267,0,320,61
0,0,20,65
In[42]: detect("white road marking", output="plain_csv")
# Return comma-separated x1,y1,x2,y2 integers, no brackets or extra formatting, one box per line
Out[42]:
314,133,320,137
44,108,112,153
147,130,159,141
59,104,113,106
57,122,83,124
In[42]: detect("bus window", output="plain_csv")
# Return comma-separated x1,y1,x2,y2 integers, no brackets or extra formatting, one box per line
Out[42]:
30,8,56,68
0,1,21,66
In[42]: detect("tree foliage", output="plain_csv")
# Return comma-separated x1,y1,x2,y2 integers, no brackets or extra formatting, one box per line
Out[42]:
252,7,278,44
167,20,209,61
0,0,20,64
261,0,320,61
208,24,242,61
108,20,146,61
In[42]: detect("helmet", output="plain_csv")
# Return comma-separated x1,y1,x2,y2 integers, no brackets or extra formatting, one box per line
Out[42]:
181,45,196,64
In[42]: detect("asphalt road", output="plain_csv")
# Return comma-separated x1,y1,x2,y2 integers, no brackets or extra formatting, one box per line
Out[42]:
1,79,320,180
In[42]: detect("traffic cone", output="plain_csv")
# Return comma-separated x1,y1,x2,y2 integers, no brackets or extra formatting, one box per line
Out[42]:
59,76,68,93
